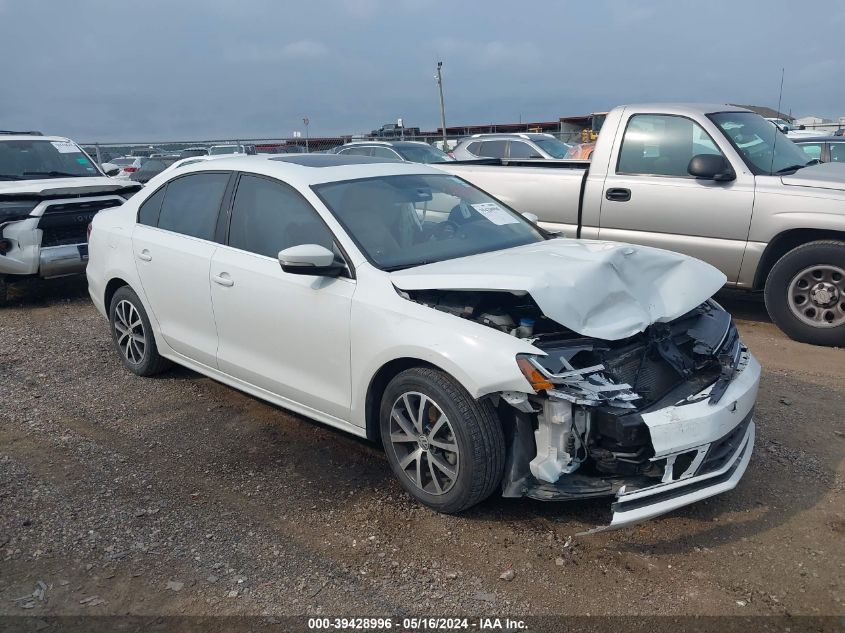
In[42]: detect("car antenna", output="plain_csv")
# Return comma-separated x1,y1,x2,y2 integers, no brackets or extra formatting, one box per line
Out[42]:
769,67,785,175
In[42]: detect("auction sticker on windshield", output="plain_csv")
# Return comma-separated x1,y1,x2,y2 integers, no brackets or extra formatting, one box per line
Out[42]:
471,202,519,225
51,141,80,153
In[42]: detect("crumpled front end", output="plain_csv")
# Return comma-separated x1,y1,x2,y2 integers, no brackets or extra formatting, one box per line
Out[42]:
495,300,759,531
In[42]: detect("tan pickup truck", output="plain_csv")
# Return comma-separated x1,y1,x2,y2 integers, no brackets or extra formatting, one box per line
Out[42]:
442,103,845,346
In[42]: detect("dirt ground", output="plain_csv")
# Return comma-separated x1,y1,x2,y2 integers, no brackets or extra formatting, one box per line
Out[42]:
0,278,842,623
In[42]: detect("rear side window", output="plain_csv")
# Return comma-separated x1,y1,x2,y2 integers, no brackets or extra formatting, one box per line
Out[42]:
465,141,481,155
339,146,371,156
228,174,334,258
618,114,725,177
138,186,166,226
478,140,507,158
371,146,400,159
508,141,542,158
156,173,229,240
797,143,823,161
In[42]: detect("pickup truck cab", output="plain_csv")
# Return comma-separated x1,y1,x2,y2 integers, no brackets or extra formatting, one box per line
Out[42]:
0,132,141,302
443,104,845,346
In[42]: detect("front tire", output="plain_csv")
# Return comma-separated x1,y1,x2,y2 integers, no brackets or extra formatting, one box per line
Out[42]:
109,286,171,376
379,367,505,513
764,240,845,346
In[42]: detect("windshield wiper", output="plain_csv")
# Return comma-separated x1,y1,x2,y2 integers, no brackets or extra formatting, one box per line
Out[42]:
774,159,819,175
22,171,87,178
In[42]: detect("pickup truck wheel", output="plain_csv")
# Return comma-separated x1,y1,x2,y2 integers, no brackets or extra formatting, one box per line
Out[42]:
109,286,171,376
379,367,505,514
765,240,845,346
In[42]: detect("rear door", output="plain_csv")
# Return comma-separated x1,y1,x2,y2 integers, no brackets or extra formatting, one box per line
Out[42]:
209,173,355,420
132,172,232,367
597,113,755,282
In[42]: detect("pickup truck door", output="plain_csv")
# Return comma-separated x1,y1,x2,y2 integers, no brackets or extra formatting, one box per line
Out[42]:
597,113,754,282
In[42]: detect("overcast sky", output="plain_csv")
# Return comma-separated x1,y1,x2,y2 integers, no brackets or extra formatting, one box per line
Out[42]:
1,0,843,142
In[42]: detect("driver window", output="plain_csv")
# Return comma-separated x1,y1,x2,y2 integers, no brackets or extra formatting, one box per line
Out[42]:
228,174,334,258
618,114,725,177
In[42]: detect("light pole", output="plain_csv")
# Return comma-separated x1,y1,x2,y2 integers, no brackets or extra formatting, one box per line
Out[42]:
303,117,310,152
436,61,447,151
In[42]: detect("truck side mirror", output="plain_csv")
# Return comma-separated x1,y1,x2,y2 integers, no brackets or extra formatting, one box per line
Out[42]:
688,154,735,182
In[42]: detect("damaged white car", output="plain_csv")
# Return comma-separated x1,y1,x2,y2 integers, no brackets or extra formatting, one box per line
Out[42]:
87,154,760,529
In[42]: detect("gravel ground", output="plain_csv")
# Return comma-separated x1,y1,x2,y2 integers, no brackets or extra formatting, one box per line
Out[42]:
0,278,843,621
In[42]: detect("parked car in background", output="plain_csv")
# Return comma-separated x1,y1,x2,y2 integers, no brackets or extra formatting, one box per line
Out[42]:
565,142,596,160
792,137,845,163
87,153,759,529
208,144,256,156
109,156,146,179
335,141,453,164
179,147,209,158
0,131,139,301
128,155,181,183
452,133,572,160
442,103,845,346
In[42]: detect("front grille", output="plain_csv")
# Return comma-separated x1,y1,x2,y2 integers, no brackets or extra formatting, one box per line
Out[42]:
38,199,120,247
696,411,753,475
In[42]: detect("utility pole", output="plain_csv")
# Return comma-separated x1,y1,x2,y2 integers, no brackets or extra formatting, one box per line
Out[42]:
436,61,447,151
303,117,310,152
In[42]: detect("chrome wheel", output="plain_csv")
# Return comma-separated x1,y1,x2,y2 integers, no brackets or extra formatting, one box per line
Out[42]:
113,299,146,364
388,391,459,496
787,264,845,328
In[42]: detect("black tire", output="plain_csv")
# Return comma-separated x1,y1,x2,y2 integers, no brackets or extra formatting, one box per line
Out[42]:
0,276,7,304
108,286,171,376
764,240,845,346
379,367,505,513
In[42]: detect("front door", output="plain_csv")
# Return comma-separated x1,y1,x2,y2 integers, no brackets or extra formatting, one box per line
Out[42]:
209,173,355,421
598,113,755,282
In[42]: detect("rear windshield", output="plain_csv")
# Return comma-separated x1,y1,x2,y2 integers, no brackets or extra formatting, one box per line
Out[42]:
396,144,454,164
0,139,100,180
533,137,572,159
112,158,136,166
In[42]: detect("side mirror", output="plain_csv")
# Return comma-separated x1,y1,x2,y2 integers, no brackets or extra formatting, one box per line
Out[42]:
101,163,120,177
687,154,735,182
278,244,345,277
522,212,539,224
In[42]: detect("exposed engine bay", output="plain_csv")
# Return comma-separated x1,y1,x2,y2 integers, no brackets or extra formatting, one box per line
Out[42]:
403,287,753,519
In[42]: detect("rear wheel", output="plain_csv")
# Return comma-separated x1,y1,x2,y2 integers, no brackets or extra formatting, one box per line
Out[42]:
764,240,845,346
109,286,171,376
379,367,505,513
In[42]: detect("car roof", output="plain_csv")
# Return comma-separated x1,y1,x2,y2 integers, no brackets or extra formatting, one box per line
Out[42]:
467,133,554,141
619,102,753,116
341,141,432,148
791,136,843,143
0,134,74,143
155,154,446,188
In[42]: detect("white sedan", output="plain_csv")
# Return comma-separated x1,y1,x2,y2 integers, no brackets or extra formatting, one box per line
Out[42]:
87,154,760,529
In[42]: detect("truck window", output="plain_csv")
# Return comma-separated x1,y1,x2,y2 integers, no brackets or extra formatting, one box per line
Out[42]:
829,143,845,162
618,114,724,177
797,143,823,161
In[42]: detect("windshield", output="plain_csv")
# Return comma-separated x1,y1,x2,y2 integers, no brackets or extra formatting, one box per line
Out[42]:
314,174,546,270
0,139,101,180
396,145,454,164
709,112,813,175
532,137,572,158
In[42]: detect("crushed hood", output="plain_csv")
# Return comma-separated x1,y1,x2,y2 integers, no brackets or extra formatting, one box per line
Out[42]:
780,162,845,192
0,177,141,199
390,239,727,340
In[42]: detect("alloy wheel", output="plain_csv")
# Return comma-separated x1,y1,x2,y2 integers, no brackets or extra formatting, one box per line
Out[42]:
114,299,146,364
388,391,459,495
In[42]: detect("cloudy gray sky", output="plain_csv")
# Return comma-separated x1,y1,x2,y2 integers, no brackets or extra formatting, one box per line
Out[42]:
1,0,843,142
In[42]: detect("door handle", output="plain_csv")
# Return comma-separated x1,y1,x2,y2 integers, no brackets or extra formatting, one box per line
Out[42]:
605,187,632,202
137,249,152,262
212,273,234,287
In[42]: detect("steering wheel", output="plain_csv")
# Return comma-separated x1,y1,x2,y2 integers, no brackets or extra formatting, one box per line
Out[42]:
434,220,459,240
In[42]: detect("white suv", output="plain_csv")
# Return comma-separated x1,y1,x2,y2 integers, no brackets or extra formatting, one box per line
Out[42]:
452,133,572,160
0,131,141,301
86,153,759,528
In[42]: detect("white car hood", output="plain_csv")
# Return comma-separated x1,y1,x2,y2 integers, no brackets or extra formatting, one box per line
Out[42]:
780,162,845,192
390,239,727,341
0,177,140,197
